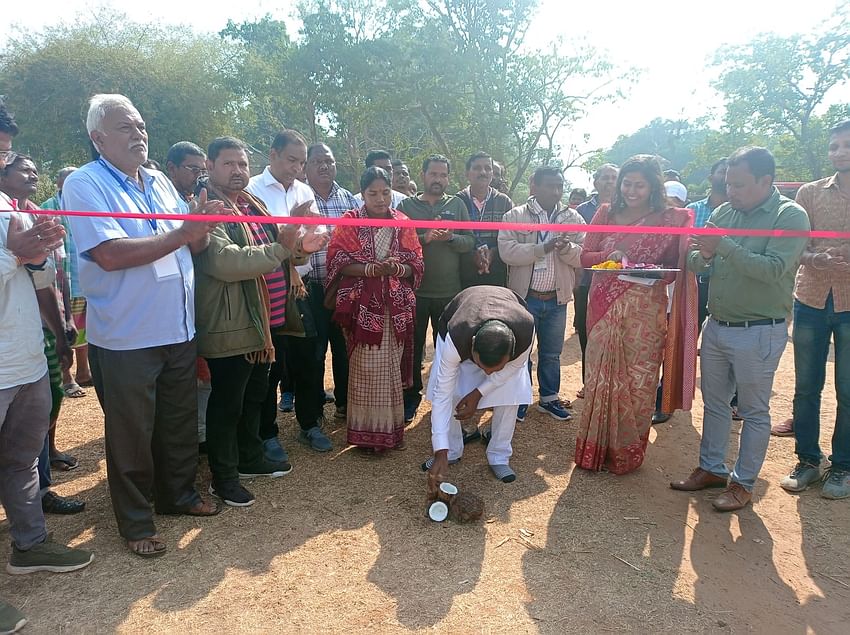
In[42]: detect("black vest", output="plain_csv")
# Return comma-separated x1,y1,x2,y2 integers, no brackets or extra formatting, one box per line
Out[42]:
437,286,534,362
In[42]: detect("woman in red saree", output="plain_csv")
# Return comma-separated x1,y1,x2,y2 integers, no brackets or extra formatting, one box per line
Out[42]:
325,167,424,454
576,155,698,474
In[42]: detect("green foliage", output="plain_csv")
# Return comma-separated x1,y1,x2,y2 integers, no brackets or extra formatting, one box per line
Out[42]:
224,0,623,194
593,118,714,185
0,9,239,173
596,2,850,186
710,6,850,180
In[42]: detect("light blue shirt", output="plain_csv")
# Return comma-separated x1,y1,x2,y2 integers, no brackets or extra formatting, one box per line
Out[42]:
62,158,195,351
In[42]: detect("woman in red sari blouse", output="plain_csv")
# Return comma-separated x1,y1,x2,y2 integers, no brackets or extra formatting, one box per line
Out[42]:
325,167,424,455
576,155,698,474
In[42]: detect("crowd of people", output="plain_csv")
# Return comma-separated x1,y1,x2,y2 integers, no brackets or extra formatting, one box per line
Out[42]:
1,91,849,633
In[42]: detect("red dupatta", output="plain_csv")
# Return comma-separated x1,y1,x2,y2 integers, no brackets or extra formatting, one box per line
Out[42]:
325,207,424,387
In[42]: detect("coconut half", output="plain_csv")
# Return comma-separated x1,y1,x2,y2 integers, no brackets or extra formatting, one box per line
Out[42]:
439,483,458,496
428,501,449,522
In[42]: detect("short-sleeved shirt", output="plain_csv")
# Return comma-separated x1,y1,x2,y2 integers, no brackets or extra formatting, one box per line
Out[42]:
62,158,196,351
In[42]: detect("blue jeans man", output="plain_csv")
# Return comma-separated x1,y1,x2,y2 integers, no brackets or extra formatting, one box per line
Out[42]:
524,295,569,420
787,294,850,498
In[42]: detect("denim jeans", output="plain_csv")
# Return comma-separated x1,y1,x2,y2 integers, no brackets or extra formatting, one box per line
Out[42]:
792,294,850,470
698,319,787,490
525,295,567,402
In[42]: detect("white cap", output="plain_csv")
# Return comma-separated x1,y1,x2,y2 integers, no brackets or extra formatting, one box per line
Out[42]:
664,180,688,204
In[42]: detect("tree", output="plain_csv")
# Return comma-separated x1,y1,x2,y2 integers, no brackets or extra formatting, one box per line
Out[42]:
712,4,850,179
0,10,239,171
592,118,713,184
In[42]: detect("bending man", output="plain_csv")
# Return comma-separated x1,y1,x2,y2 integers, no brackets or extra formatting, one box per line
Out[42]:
424,286,534,483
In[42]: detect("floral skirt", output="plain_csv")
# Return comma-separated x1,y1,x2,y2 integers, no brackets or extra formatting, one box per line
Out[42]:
575,284,667,474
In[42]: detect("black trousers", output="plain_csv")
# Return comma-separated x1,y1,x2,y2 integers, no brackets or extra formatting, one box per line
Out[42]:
573,285,589,383
405,294,453,404
89,340,201,540
308,282,349,407
205,355,270,484
260,333,324,439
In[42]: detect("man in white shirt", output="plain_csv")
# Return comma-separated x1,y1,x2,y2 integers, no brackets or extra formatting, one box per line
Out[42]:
246,130,333,456
0,98,93,635
246,130,315,219
423,286,534,484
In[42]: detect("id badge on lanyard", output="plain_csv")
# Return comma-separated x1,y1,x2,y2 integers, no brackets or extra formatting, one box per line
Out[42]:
98,159,180,280
534,207,550,271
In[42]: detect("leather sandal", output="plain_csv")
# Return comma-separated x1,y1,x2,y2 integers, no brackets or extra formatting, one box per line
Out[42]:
127,535,167,558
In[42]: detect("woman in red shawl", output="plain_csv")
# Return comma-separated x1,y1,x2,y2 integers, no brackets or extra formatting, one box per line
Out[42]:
575,155,698,474
325,167,424,454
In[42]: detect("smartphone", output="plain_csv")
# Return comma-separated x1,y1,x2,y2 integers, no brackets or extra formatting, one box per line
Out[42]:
440,211,455,228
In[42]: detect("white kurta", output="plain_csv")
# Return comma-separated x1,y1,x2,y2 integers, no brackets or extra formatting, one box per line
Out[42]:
426,332,533,463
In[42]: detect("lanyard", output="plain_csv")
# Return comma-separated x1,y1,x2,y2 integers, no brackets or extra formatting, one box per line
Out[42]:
98,159,158,232
533,203,558,243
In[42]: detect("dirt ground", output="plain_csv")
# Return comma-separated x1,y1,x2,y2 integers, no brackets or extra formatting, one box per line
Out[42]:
2,322,849,634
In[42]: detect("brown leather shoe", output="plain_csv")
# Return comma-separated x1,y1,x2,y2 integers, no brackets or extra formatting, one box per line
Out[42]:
771,417,794,437
712,482,752,512
670,467,728,491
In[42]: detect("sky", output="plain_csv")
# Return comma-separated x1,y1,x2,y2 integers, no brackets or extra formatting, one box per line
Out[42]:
2,0,849,183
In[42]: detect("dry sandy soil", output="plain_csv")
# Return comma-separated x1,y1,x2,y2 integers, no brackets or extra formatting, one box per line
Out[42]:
2,323,849,634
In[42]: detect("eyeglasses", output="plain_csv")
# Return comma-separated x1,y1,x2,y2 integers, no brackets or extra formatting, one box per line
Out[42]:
181,165,208,176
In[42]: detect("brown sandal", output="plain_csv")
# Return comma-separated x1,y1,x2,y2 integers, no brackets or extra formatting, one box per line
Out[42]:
184,499,221,517
127,535,167,558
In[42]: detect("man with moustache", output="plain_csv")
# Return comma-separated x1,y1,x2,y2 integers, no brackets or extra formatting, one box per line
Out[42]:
391,159,411,195
62,94,224,557
456,151,514,289
165,141,207,204
305,143,358,420
398,155,473,422
672,147,809,512
574,163,618,398
195,137,327,507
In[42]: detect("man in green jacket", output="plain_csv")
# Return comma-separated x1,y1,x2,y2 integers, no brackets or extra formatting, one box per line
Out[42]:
194,137,327,508
398,154,474,422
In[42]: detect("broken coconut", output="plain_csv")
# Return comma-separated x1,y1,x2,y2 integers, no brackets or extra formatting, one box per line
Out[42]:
449,491,485,523
428,501,449,522
437,482,458,504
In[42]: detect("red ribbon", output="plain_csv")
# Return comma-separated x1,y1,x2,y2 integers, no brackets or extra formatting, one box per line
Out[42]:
11,208,850,239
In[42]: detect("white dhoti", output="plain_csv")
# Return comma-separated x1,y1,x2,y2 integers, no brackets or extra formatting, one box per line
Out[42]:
426,333,533,465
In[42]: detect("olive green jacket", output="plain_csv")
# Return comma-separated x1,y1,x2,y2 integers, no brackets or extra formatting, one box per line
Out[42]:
193,195,308,359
